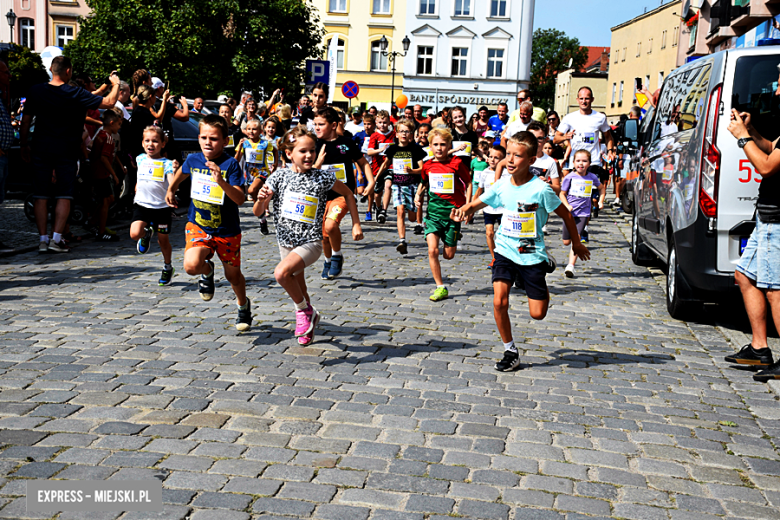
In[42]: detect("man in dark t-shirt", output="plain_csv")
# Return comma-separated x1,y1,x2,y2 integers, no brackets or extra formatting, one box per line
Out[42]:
20,56,120,253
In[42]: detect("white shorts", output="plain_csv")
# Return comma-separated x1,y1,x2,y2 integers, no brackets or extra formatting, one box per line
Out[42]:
279,242,323,275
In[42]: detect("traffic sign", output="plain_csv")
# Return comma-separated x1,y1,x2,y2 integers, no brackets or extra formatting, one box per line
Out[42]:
305,60,330,86
341,81,360,99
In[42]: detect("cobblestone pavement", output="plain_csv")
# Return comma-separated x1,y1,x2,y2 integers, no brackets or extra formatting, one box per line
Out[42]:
0,204,779,520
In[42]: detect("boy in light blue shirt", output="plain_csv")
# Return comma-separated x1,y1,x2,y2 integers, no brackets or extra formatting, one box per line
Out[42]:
451,131,589,372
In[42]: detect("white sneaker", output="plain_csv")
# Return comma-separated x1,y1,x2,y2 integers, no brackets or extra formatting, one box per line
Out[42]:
564,264,575,278
38,241,49,254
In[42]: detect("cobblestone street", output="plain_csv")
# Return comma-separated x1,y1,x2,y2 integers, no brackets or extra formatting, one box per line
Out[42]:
0,205,779,520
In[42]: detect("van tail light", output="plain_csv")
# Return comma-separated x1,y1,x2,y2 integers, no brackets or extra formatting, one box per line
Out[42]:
699,84,722,218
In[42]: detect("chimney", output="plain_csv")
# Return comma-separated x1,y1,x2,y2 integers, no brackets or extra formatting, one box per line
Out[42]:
600,50,609,72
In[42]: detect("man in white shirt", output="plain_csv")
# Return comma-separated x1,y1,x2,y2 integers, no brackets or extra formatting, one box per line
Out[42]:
115,81,131,121
344,107,364,135
554,86,614,175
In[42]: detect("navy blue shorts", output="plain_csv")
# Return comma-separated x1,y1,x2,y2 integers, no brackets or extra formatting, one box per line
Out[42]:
491,252,549,301
484,212,502,227
32,155,78,199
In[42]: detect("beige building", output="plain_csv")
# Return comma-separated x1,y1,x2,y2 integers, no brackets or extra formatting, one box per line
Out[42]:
311,0,408,107
554,70,608,117
607,0,681,123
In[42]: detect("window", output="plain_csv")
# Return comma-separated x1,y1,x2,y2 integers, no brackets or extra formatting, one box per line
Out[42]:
658,71,664,88
373,0,390,14
20,19,34,50
614,50,618,64
490,0,508,17
689,23,697,48
417,45,434,75
370,41,388,71
732,55,780,142
454,0,471,16
661,30,667,49
329,0,347,13
612,83,617,104
648,38,653,54
56,25,74,48
487,48,504,78
653,63,712,140
673,26,679,47
646,75,650,90
420,0,436,15
451,47,468,76
327,37,345,69
619,81,624,103
622,47,626,62
636,42,641,57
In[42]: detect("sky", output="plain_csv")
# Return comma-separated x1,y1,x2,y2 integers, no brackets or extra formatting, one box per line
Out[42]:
533,0,679,47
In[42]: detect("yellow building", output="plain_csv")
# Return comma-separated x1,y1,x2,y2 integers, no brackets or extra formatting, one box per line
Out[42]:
606,0,681,123
554,70,608,117
311,0,408,108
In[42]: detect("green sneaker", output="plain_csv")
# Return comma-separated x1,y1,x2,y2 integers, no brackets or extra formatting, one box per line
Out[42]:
430,287,449,302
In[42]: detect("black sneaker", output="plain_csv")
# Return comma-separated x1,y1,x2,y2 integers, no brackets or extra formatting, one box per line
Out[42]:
754,361,780,382
159,266,175,286
260,220,269,235
137,227,153,255
236,298,252,331
198,260,216,301
725,345,774,366
377,210,387,224
495,350,521,372
414,224,424,235
396,241,408,255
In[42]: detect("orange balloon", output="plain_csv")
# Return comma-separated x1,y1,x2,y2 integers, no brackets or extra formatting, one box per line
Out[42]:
396,94,408,109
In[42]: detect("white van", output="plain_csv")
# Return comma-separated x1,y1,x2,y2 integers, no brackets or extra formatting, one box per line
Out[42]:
630,46,780,319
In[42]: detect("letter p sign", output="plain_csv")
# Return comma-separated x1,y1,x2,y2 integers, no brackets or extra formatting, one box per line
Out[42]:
306,60,330,86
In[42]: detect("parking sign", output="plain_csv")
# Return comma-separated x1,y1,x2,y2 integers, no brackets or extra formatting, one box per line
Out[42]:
305,60,330,86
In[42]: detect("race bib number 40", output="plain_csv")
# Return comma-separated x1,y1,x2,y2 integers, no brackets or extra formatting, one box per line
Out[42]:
281,191,318,224
138,159,165,183
191,172,225,205
430,173,454,194
570,179,593,198
501,211,536,239
328,164,347,183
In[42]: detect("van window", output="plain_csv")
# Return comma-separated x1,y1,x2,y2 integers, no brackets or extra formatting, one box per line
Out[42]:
732,55,780,142
652,62,712,140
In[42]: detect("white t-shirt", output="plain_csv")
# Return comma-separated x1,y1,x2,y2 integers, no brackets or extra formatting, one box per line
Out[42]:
345,121,364,135
558,110,611,168
529,154,559,180
134,154,175,209
503,119,529,140
479,168,509,214
115,101,131,121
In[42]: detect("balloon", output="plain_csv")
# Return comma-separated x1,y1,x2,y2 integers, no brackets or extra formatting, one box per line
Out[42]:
396,94,408,110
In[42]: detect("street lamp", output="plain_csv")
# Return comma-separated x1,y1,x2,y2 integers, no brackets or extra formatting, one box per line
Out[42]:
379,34,411,108
6,9,16,44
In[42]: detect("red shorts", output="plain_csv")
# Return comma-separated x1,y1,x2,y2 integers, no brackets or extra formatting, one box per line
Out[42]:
322,197,348,239
185,222,242,267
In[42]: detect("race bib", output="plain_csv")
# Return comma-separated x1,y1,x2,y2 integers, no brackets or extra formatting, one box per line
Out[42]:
227,135,235,147
430,173,454,194
393,158,412,174
570,178,593,198
581,132,596,144
281,191,318,224
453,141,472,157
423,147,433,161
361,137,370,153
328,163,347,183
379,142,390,155
191,171,225,205
245,146,264,164
662,167,674,181
501,211,536,239
138,159,165,183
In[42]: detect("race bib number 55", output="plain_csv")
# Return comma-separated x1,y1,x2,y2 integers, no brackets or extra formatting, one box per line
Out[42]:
430,173,454,194
191,172,225,205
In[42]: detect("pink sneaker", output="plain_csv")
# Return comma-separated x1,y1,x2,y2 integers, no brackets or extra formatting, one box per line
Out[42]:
294,304,318,337
297,311,320,345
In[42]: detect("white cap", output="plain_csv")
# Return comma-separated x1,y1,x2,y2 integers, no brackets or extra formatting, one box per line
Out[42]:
426,108,436,117
484,130,496,138
151,77,164,90
217,95,229,103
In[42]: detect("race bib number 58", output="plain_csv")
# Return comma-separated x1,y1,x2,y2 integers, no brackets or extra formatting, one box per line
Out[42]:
281,191,318,224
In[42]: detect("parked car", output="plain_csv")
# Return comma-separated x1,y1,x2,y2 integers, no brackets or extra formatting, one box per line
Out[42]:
630,46,779,319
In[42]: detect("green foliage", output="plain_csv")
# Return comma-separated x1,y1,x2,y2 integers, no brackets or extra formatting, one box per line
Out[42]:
531,28,589,111
2,44,48,100
64,0,324,102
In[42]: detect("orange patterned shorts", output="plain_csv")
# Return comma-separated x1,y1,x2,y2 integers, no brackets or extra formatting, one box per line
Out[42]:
185,222,242,267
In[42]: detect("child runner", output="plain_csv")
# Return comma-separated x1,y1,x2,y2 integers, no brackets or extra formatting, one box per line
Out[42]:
414,128,471,302
368,110,396,223
313,107,373,279
559,149,605,278
132,126,177,285
165,114,252,331
353,113,376,219
89,110,124,242
379,118,427,254
451,131,590,371
236,119,272,233
414,123,432,235
475,145,507,267
254,126,363,345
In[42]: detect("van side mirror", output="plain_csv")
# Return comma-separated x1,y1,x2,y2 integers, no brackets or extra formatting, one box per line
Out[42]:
623,119,639,143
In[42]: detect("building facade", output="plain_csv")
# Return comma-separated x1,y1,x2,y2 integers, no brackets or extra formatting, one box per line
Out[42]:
680,0,780,65
606,0,681,122
4,0,88,51
402,0,535,116
311,0,408,108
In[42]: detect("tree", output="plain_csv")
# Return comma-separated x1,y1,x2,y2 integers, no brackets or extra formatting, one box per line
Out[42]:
64,0,324,102
531,28,589,111
1,44,48,105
